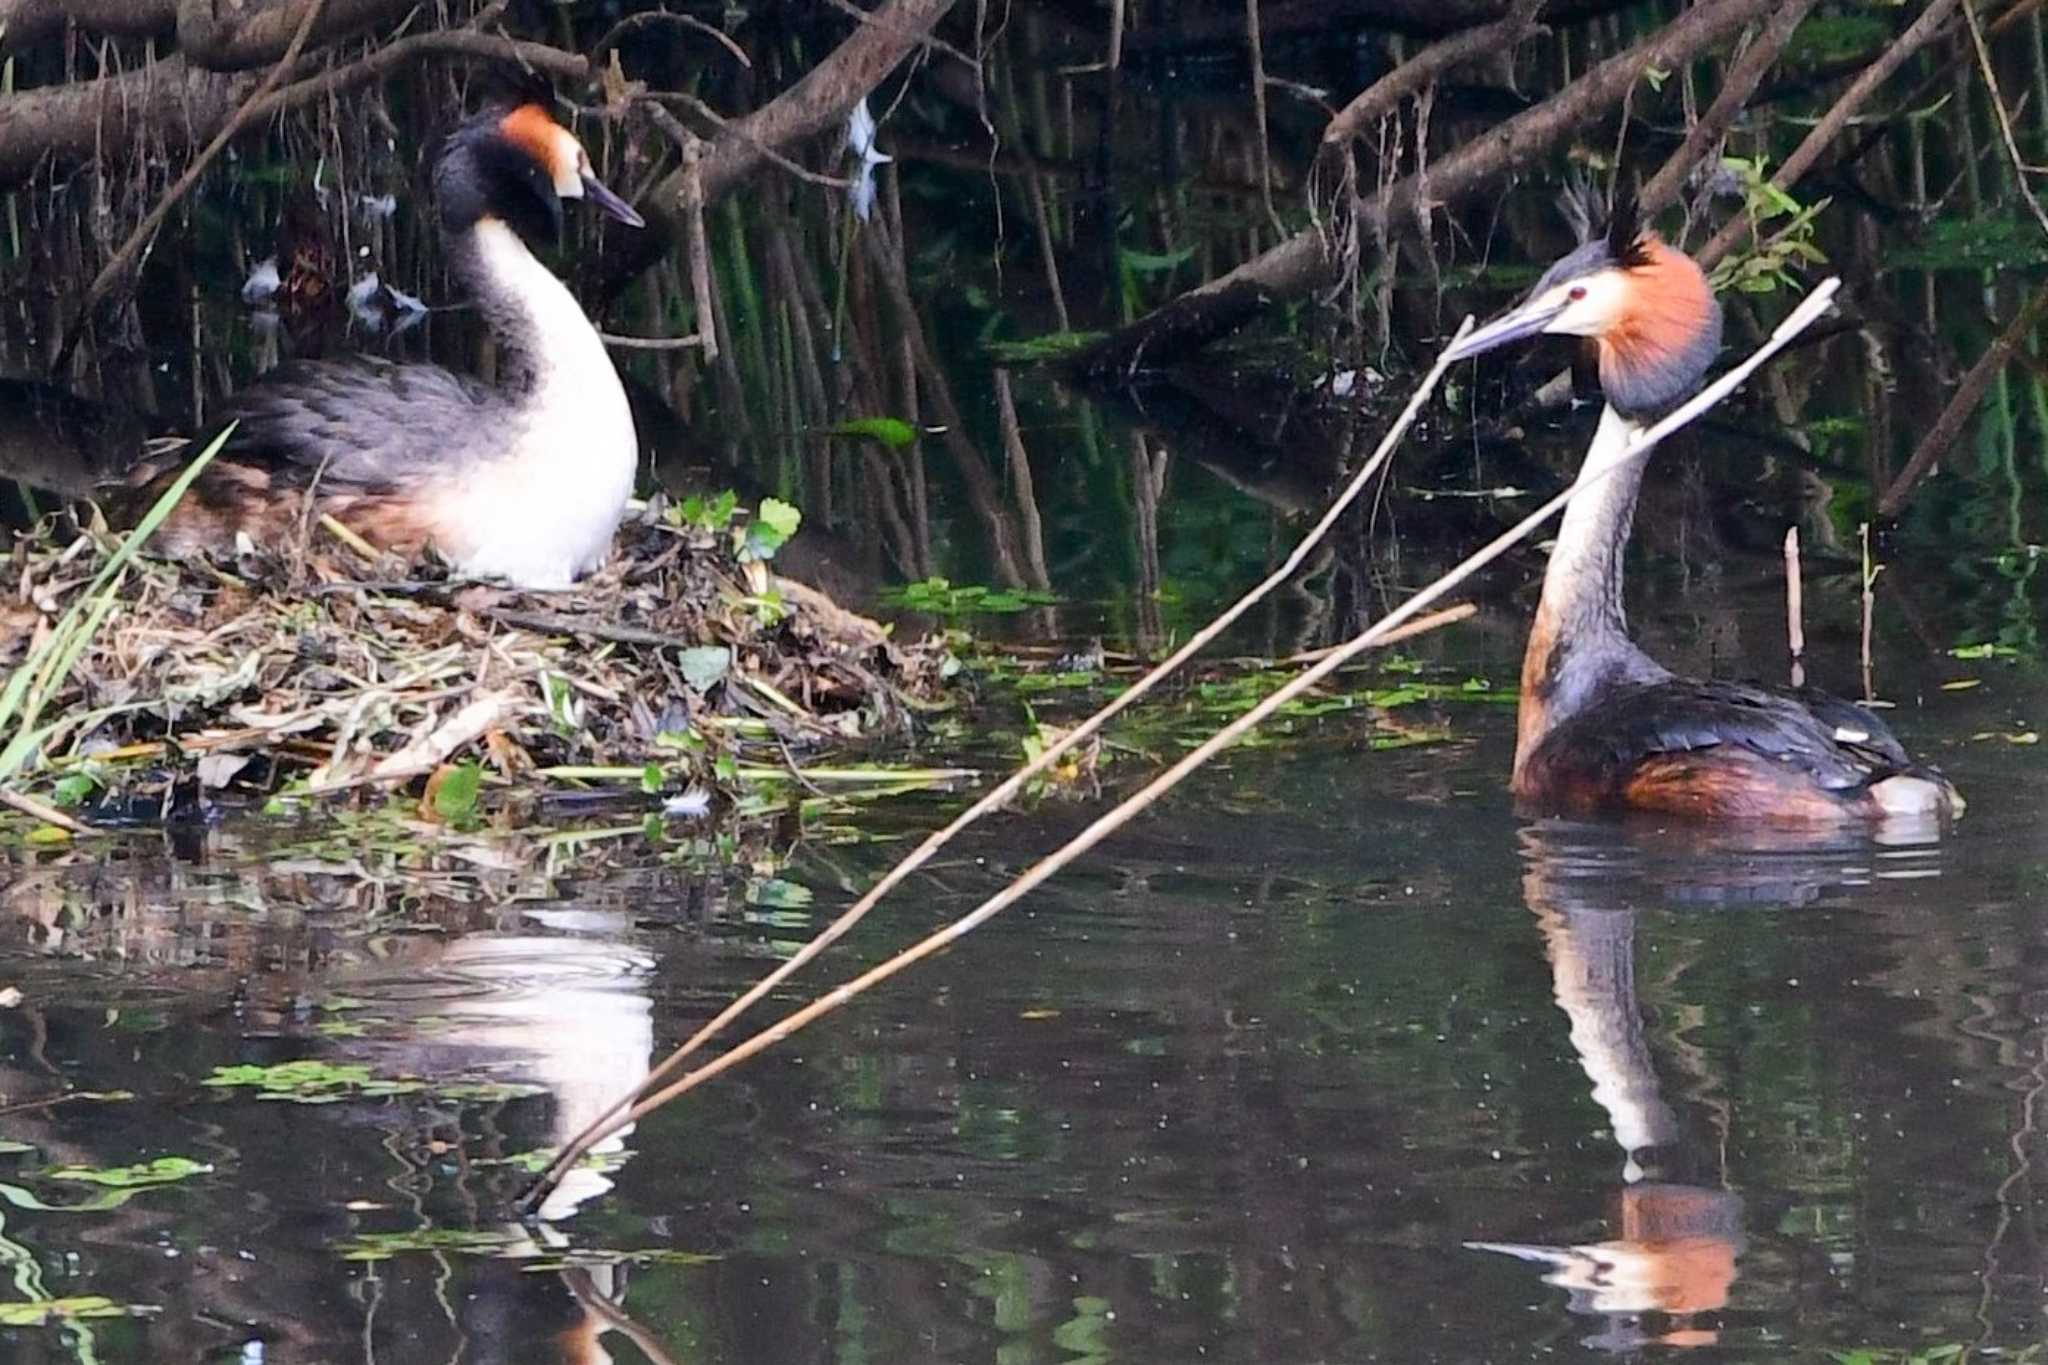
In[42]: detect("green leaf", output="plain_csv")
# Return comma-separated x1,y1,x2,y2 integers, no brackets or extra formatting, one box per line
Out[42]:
742,497,802,560
677,646,731,691
432,761,482,820
50,771,98,806
746,877,814,908
826,416,917,448
674,489,740,531
1119,246,1196,273
46,1156,210,1188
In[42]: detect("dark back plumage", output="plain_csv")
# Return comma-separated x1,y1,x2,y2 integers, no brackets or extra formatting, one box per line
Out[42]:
1520,678,1951,822
207,357,499,492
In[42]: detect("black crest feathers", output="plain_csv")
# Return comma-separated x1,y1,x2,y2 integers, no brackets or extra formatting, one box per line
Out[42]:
474,62,556,115
1604,190,1652,269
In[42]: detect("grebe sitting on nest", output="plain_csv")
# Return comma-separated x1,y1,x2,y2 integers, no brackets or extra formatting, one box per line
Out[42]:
128,98,645,591
1443,212,1961,825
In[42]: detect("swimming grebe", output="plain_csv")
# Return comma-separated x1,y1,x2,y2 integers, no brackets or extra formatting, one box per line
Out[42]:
130,99,645,590
1443,215,1962,823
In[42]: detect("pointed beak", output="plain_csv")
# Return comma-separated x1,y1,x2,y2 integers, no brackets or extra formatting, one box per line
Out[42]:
580,172,645,229
1441,298,1568,363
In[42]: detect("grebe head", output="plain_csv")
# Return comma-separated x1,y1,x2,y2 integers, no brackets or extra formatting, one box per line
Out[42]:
1445,216,1722,419
434,100,645,245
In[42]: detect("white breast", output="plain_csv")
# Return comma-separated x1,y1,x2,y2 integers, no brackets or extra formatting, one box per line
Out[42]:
442,219,637,590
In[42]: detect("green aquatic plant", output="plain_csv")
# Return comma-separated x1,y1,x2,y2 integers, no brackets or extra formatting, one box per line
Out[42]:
882,577,1060,615
202,1060,427,1103
825,415,917,448
45,1157,209,1189
1707,155,1829,295
0,1296,148,1326
0,429,228,792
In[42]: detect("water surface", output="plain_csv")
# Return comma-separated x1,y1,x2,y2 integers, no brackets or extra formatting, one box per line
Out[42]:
2,577,2043,1363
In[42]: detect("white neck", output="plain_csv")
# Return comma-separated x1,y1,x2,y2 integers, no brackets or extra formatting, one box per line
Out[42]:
1534,902,1679,1161
441,219,638,589
1515,405,1669,777
1539,405,1643,626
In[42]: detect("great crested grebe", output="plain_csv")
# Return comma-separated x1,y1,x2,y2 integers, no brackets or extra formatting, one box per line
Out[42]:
1443,214,1962,824
128,98,645,590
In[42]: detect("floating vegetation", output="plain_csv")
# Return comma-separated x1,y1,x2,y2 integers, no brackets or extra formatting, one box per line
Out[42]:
203,1059,551,1104
204,1059,549,1105
0,1296,156,1327
203,1061,428,1103
335,1225,720,1268
881,577,1062,616
335,1228,533,1262
0,503,954,834
964,645,1512,769
45,1156,210,1188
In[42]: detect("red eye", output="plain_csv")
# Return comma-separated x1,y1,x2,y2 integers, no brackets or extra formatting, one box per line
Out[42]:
1568,285,1587,301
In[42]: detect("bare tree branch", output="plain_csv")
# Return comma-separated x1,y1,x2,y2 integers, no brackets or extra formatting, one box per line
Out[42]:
173,0,416,71
1077,0,1778,378
1318,0,1543,150
0,27,587,190
1697,0,1963,270
1639,0,1819,218
1878,282,2048,517
0,0,174,55
0,0,421,68
51,0,333,375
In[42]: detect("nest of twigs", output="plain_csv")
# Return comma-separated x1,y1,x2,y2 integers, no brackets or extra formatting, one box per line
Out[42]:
1,506,952,818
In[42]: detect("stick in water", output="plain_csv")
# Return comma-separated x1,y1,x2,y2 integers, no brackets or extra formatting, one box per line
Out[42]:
516,277,1843,1215
515,319,1479,1209
1785,525,1805,689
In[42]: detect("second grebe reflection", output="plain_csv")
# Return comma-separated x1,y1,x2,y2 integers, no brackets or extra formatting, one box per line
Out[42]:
345,904,663,1363
1468,818,1945,1352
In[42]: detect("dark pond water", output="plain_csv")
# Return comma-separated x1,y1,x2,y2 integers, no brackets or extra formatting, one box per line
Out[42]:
0,566,2042,1363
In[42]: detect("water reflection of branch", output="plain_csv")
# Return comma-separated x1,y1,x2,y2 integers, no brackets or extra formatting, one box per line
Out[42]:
1131,432,1168,650
1977,1023,2048,1352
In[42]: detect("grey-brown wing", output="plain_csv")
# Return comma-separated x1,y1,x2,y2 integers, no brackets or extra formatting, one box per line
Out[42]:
204,357,498,491
1559,679,1913,794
